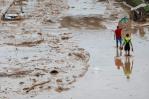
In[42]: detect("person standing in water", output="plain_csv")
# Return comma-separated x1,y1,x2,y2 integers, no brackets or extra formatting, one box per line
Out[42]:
114,26,122,48
122,33,133,56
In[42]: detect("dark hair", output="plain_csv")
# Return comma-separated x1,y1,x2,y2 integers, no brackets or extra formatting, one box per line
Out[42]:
117,26,119,28
126,34,129,37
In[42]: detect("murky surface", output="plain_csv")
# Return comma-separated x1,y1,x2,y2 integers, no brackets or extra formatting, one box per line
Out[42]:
0,0,149,99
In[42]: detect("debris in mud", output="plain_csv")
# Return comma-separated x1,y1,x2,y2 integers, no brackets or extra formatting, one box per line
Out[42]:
60,33,72,40
56,79,63,83
50,70,59,75
60,16,106,29
5,39,44,47
55,86,70,93
19,82,25,85
72,52,86,60
0,70,33,77
72,50,90,62
23,80,51,93
16,39,44,47
34,72,45,77
61,36,71,40
2,14,22,21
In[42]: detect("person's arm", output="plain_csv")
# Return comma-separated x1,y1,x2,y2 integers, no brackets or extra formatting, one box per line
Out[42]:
114,30,116,40
130,40,133,51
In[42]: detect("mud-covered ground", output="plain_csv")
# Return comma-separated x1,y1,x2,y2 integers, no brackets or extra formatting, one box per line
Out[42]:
0,0,149,99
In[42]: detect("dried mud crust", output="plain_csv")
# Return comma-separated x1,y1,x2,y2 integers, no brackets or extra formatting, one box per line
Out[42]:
0,32,90,97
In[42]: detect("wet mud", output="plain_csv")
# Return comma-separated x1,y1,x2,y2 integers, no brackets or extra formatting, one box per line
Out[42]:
60,16,106,29
0,0,149,99
0,0,90,98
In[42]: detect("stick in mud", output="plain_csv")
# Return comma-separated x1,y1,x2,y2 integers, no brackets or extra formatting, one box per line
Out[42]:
23,80,51,93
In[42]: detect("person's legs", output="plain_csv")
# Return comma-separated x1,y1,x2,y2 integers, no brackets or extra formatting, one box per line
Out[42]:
124,45,128,56
116,47,119,57
127,45,130,56
120,49,122,56
125,51,128,56
119,38,122,47
128,50,130,56
116,38,122,48
116,39,118,48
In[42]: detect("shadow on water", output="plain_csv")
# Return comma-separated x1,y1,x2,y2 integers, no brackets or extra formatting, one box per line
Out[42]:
114,48,134,79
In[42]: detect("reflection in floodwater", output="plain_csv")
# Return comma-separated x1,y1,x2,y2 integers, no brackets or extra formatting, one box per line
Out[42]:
139,26,145,37
114,48,123,70
116,47,122,57
114,48,134,79
114,57,123,70
122,56,133,79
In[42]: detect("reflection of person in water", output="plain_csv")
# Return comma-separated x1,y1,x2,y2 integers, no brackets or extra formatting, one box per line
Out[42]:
114,48,123,70
115,57,123,70
115,46,122,57
122,56,133,79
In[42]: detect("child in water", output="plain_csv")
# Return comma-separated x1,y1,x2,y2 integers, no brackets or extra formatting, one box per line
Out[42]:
122,34,133,56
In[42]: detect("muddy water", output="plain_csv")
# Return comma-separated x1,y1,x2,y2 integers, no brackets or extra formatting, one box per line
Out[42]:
47,0,149,99
50,27,149,99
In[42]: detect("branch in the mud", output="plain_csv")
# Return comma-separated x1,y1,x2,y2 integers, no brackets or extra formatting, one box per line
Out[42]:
0,70,34,77
23,80,51,93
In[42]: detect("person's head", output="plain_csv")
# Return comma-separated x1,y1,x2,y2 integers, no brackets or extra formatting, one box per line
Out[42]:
117,26,119,29
126,33,129,37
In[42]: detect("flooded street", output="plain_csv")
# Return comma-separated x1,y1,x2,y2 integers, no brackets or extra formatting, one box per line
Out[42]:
0,0,149,99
